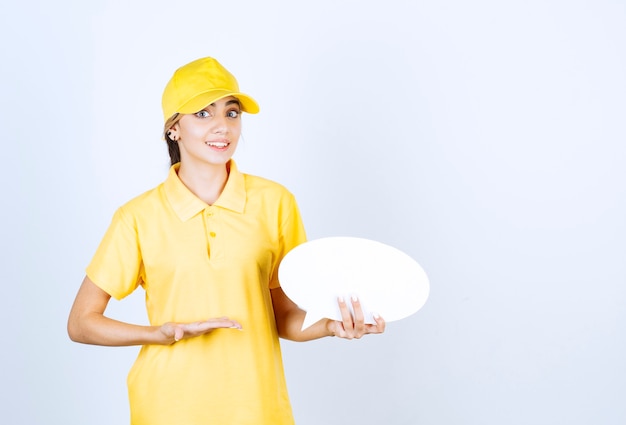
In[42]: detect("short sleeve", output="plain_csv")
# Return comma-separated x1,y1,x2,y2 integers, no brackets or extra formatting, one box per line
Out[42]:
270,193,307,289
86,207,143,300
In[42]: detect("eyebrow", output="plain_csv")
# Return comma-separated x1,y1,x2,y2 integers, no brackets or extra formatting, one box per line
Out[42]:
208,99,241,108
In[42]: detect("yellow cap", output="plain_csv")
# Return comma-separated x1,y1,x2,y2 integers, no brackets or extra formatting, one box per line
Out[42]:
161,57,260,121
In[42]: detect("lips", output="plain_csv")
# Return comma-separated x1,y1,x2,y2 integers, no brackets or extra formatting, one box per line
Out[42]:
205,140,230,149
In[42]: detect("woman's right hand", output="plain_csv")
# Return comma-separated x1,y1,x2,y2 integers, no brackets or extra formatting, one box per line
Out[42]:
68,276,243,347
160,318,242,344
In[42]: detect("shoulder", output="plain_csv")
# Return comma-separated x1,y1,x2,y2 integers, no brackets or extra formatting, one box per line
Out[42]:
240,172,306,235
242,172,296,200
114,183,166,222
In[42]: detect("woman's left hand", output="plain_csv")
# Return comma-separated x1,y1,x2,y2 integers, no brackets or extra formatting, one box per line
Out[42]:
327,296,385,339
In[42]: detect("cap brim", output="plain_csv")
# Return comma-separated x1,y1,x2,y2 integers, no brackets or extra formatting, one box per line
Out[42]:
177,89,260,115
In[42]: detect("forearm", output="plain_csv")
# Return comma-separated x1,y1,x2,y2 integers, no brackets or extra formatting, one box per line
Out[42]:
275,306,335,342
272,288,387,341
68,312,167,347
68,276,170,346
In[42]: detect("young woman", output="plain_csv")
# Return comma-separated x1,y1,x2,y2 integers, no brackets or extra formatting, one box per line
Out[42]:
67,56,385,425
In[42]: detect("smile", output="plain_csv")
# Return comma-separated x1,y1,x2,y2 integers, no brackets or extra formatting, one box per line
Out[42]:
205,141,229,148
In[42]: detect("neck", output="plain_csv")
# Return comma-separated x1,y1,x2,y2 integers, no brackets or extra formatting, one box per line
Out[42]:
177,161,230,205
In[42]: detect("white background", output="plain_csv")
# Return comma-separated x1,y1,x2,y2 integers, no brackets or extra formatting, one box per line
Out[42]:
2,0,625,424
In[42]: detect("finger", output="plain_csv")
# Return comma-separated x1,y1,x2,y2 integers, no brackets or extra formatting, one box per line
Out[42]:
205,318,243,330
331,320,346,338
174,326,184,342
350,296,366,337
350,296,365,322
337,297,354,332
189,318,242,334
373,313,386,333
363,313,385,334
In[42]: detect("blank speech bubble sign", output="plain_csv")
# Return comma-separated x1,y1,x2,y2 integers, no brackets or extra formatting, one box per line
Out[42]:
278,237,430,330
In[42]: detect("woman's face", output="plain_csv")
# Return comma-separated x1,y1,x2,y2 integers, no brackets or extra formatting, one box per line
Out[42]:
172,96,242,168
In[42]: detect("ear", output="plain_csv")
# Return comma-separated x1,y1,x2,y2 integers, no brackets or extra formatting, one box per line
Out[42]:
167,122,180,141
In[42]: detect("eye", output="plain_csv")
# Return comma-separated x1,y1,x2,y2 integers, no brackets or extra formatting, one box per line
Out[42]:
227,109,240,118
195,110,210,118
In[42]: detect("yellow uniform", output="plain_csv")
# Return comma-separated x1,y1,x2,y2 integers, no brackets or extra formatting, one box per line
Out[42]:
87,160,306,425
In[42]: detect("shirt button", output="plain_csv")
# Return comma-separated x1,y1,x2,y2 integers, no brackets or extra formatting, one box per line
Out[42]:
209,232,216,237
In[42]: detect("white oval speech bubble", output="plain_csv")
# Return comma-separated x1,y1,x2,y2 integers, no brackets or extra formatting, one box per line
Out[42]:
278,237,430,330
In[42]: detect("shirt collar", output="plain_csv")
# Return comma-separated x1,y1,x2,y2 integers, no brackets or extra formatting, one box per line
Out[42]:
164,160,246,222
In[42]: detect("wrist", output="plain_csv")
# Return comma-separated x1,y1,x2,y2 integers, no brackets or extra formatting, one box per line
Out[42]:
152,325,173,345
325,318,336,337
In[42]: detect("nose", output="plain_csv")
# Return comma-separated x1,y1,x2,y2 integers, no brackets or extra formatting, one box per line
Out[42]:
212,114,228,134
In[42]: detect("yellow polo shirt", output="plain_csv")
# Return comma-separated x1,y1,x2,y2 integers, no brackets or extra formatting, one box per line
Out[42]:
86,161,306,425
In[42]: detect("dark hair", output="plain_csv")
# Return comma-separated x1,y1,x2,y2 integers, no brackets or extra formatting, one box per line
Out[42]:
163,113,181,165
